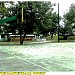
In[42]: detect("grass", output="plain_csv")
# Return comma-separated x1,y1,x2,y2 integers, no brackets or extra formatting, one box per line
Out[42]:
59,40,75,42
46,35,75,43
46,35,58,43
59,35,75,42
68,36,75,40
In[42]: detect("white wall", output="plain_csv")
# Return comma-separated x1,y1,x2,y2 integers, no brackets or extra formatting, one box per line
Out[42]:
0,35,1,40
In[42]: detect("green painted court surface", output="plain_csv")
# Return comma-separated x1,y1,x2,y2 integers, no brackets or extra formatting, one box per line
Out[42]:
0,43,75,71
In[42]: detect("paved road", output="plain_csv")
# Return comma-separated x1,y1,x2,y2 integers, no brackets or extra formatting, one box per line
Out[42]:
0,42,75,71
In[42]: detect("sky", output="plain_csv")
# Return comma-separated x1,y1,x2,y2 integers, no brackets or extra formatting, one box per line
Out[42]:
50,0,75,17
49,0,75,25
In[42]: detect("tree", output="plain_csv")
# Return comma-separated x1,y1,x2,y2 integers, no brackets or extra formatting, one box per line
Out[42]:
0,1,7,19
0,1,17,34
27,1,58,37
15,1,58,36
0,1,60,37
63,3,75,35
0,1,7,33
45,12,58,38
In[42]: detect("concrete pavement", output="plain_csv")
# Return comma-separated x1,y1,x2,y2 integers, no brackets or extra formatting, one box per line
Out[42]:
0,42,75,71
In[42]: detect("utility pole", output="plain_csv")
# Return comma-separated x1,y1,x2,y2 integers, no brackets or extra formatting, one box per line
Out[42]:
58,3,59,42
20,6,24,45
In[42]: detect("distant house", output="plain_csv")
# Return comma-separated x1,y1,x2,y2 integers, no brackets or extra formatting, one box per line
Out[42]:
10,34,35,41
0,33,35,41
0,33,10,41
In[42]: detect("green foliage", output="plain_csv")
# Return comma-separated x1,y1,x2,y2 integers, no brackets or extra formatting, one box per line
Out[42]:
0,1,59,35
68,36,75,40
0,2,7,18
63,3,75,35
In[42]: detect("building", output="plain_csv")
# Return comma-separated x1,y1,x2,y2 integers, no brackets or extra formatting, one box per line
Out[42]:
0,33,35,42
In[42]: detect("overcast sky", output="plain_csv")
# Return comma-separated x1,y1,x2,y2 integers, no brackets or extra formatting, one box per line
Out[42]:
49,0,75,17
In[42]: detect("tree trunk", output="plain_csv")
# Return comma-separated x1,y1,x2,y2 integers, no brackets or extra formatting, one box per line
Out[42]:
20,33,26,45
51,33,53,38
